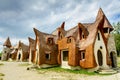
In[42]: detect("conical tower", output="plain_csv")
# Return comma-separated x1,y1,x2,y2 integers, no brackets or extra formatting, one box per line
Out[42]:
3,37,12,48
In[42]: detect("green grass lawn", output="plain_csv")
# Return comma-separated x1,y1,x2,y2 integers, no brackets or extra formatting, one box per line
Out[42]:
36,66,97,75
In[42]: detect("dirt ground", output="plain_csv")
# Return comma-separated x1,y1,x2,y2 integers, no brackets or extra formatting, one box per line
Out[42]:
0,61,120,80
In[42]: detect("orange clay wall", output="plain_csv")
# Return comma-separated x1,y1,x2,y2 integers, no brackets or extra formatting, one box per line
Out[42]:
22,52,29,61
57,37,79,66
31,50,35,63
11,53,17,60
80,44,97,68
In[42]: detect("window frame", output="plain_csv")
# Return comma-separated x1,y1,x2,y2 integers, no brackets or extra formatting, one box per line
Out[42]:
47,38,54,45
67,37,72,43
45,53,51,60
80,50,85,60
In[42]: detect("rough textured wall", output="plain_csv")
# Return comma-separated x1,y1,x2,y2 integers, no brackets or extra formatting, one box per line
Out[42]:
80,44,97,68
107,34,117,53
1,47,11,61
107,34,117,67
23,52,29,61
57,37,78,66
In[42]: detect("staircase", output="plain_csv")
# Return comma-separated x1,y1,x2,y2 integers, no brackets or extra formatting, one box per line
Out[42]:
97,68,118,74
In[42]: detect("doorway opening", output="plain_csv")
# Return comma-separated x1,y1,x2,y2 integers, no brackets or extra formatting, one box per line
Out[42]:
97,50,103,66
18,53,21,60
62,51,68,61
110,52,116,68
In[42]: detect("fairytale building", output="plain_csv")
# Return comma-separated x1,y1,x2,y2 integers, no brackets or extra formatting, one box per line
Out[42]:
30,8,117,70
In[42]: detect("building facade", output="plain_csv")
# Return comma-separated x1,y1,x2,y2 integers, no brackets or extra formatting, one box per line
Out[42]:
31,8,117,71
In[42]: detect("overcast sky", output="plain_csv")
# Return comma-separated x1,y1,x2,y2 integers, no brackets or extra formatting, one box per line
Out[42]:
0,0,120,51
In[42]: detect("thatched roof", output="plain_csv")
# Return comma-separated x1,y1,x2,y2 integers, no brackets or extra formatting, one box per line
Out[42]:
33,28,58,52
79,20,103,50
33,8,113,52
52,22,66,36
96,8,113,31
78,8,113,50
18,41,29,53
3,37,12,47
53,8,113,50
28,37,35,51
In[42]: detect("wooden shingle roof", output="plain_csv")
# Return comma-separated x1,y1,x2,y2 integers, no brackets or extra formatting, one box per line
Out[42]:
28,37,35,51
3,37,12,47
33,28,58,52
18,41,29,53
96,8,113,31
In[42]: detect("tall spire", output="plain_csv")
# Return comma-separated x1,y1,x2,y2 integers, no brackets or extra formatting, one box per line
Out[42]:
96,8,113,31
3,37,12,48
96,8,105,20
60,21,65,29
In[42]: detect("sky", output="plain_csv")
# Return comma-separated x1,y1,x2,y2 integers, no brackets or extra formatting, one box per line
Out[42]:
0,0,120,51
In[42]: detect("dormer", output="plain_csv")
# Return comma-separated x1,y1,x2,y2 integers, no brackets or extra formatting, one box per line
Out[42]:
58,22,66,40
67,36,73,43
47,37,54,45
78,23,89,40
58,31,64,39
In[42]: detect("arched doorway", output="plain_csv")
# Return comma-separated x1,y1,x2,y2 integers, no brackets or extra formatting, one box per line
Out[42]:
110,52,116,68
18,53,21,60
97,50,103,66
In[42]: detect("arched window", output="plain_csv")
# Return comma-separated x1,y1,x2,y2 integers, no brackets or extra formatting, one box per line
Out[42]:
58,32,63,39
47,38,53,45
79,28,85,39
67,37,72,43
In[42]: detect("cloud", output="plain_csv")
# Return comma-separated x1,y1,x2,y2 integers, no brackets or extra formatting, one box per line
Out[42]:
0,0,120,51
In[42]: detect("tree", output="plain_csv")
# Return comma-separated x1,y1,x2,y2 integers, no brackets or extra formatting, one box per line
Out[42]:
113,22,120,34
113,22,120,56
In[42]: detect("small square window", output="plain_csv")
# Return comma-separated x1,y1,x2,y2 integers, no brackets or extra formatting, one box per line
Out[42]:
80,51,85,60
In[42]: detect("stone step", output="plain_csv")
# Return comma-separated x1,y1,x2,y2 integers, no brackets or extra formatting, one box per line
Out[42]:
98,69,117,74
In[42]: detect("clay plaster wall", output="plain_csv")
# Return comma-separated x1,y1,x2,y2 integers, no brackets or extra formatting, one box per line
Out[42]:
80,44,97,68
94,30,109,69
58,37,79,68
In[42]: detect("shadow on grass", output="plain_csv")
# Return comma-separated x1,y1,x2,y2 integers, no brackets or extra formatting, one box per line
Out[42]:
0,63,4,66
0,73,5,76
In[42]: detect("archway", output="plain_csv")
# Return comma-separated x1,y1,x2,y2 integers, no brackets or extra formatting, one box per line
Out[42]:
61,50,69,69
110,52,116,68
97,50,103,66
18,53,21,60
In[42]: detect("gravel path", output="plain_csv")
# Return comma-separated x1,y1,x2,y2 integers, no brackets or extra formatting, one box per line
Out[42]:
0,61,120,80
